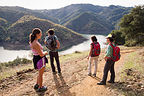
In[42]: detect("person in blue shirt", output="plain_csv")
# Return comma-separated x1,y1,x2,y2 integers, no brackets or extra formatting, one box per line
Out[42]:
44,29,61,74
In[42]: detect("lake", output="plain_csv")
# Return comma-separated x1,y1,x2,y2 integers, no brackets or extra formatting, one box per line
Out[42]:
0,34,106,63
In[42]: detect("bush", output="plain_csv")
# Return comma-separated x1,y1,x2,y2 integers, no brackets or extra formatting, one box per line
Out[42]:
111,30,125,45
0,57,32,70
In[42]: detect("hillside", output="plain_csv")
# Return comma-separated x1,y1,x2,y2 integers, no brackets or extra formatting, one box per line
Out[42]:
0,4,132,35
0,6,59,25
3,15,87,50
64,12,113,34
39,4,132,34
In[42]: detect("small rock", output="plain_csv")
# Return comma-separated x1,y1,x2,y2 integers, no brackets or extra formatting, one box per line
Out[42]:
137,83,143,87
141,85,144,88
127,85,132,88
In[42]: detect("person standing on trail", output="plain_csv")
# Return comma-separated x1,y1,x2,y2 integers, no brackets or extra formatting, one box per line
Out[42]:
87,36,100,77
29,28,48,92
97,37,115,85
44,29,61,74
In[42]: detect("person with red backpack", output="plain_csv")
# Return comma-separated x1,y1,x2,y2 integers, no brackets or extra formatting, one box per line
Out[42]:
97,37,120,85
87,36,100,77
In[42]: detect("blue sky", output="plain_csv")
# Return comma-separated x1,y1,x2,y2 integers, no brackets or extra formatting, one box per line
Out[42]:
0,0,144,9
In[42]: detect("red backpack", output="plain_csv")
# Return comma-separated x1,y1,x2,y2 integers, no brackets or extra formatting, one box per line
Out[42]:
91,42,100,56
110,44,121,62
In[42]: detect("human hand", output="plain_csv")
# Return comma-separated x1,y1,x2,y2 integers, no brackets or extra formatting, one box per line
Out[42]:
104,57,107,61
87,56,89,59
44,52,48,55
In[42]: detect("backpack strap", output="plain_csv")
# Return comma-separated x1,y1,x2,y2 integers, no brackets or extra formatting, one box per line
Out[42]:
109,43,114,49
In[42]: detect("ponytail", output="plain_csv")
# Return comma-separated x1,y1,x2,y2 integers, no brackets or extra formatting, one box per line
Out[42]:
29,28,41,43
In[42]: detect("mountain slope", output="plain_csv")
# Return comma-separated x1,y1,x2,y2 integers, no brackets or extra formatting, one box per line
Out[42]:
39,4,132,34
4,15,86,50
0,6,59,25
64,12,113,34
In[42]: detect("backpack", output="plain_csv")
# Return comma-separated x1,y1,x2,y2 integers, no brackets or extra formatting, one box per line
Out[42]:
110,44,121,62
45,36,57,51
91,42,101,56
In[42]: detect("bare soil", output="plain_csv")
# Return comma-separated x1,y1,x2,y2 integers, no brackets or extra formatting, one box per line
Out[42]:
0,48,137,96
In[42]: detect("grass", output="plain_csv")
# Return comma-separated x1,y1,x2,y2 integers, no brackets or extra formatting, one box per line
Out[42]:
120,51,143,81
114,47,144,96
0,64,33,80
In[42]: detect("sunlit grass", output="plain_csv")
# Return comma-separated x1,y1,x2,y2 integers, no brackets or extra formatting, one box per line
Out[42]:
0,64,33,80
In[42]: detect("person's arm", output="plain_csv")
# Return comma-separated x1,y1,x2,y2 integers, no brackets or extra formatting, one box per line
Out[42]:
33,43,47,57
56,40,60,49
87,45,93,59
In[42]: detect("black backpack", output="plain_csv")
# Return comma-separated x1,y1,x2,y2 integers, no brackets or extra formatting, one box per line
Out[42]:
46,36,57,51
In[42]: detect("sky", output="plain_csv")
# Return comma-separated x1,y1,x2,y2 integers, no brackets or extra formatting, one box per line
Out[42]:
0,0,144,10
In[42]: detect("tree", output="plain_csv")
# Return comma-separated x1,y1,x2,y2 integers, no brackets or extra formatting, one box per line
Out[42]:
111,5,144,46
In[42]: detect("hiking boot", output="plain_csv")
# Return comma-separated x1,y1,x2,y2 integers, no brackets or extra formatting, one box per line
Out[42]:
97,81,106,85
88,73,91,76
34,84,39,90
108,80,115,83
36,86,47,92
93,74,96,77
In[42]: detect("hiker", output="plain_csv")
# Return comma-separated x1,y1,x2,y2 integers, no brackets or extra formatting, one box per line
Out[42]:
44,29,61,74
29,28,48,92
87,36,100,77
97,37,115,85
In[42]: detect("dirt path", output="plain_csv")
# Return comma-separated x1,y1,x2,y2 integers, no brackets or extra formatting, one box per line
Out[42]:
0,48,136,96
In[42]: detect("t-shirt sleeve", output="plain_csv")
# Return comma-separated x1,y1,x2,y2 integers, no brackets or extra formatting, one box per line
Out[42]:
105,45,113,57
54,35,58,40
44,36,48,42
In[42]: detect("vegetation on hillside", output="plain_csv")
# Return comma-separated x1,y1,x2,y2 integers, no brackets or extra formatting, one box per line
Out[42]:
111,6,144,46
64,12,113,34
3,15,86,50
0,4,133,49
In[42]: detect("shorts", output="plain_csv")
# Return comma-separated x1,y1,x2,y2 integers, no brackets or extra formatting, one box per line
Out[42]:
33,55,48,70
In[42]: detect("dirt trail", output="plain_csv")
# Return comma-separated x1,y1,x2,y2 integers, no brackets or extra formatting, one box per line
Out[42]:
0,49,136,96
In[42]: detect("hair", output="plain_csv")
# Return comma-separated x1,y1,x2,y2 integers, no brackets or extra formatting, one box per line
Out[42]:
47,29,54,35
107,37,114,42
91,36,97,42
29,28,41,43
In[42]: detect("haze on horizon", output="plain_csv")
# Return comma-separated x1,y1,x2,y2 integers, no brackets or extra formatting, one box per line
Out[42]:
0,0,144,10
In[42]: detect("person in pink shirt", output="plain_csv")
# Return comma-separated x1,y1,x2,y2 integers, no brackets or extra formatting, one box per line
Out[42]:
29,28,48,92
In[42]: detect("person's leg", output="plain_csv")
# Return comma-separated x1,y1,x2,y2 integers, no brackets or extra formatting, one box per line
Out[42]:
109,62,115,82
88,57,93,75
49,51,56,72
93,57,98,75
97,59,113,85
54,52,61,73
101,59,113,83
38,67,45,88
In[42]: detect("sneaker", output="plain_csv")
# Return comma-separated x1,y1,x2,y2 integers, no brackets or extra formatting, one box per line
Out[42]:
108,80,115,83
36,86,47,92
53,71,57,74
93,74,96,77
97,82,106,85
58,72,62,75
88,73,91,76
34,84,39,90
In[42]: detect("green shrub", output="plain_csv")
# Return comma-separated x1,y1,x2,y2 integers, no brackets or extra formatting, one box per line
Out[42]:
0,57,32,70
